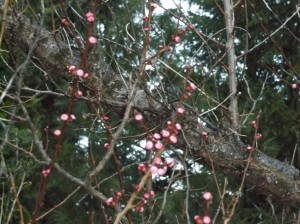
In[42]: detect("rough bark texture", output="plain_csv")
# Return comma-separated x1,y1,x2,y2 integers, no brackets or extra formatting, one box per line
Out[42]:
3,9,300,208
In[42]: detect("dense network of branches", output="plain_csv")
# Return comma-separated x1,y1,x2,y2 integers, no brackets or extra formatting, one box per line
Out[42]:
0,0,299,223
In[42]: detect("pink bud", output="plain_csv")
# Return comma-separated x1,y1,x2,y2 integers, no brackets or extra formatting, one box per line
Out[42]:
106,197,115,206
157,166,167,176
175,123,182,130
84,73,89,78
61,18,69,26
104,143,110,149
86,12,94,22
149,190,155,197
165,157,175,167
201,131,207,139
68,65,76,71
153,133,161,140
60,114,68,121
187,24,194,30
42,168,51,177
76,90,83,97
76,69,84,77
150,166,158,175
144,27,150,32
86,11,93,18
53,129,61,136
70,114,76,120
188,82,197,91
292,83,297,89
145,140,154,150
158,44,164,50
174,36,181,43
153,157,161,166
89,36,97,44
169,135,177,144
203,192,212,201
177,107,185,115
138,206,144,212
161,129,170,138
203,216,211,224
256,133,262,139
133,185,140,191
103,116,109,121
135,113,143,122
144,193,150,199
246,146,253,153
155,141,163,150
183,92,191,99
143,16,149,21
87,16,94,22
151,3,158,10
138,164,147,173
250,120,257,127
194,215,202,223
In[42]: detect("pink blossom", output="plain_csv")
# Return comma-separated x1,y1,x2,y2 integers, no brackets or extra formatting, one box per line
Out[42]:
133,185,140,191
137,206,144,212
165,157,175,167
157,166,167,176
68,65,76,71
256,133,262,139
60,114,68,121
84,73,89,78
292,83,297,89
187,82,197,91
149,190,155,197
154,141,163,150
144,193,150,199
61,18,69,26
144,27,150,32
89,36,97,44
169,135,177,144
70,114,76,120
153,133,161,140
177,107,185,115
42,168,51,177
76,90,83,97
203,191,212,201
246,146,253,153
153,157,161,166
151,3,158,10
145,140,154,150
76,69,84,77
138,163,147,173
103,116,109,121
135,113,143,121
161,129,170,138
194,215,202,223
53,129,61,136
104,143,110,149
175,123,182,130
106,197,115,206
174,36,181,43
86,12,94,22
150,166,158,175
201,131,207,139
250,120,257,128
203,216,211,224
187,24,194,30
